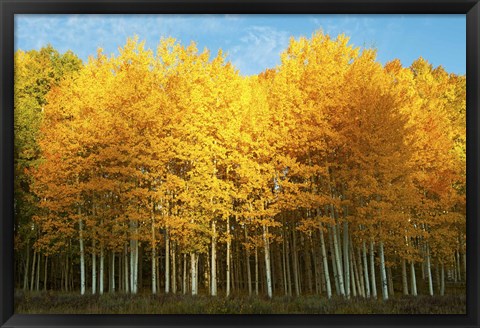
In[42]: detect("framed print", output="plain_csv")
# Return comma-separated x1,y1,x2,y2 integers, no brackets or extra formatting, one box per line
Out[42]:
1,0,479,327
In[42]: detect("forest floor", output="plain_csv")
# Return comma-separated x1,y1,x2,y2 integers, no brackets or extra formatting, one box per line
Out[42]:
15,289,465,314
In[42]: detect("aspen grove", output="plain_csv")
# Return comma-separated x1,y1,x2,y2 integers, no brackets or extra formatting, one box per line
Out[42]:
14,33,466,301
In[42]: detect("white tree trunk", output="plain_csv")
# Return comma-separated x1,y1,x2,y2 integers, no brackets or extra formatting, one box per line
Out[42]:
110,251,115,293
100,244,104,294
410,261,417,296
211,220,217,296
263,224,273,298
369,240,377,298
379,241,388,300
332,223,345,296
165,229,170,294
226,218,231,297
319,224,332,299
77,176,85,296
91,204,97,295
182,253,187,295
151,208,156,295
343,221,350,299
130,221,135,294
328,226,340,295
190,252,198,295
130,241,135,293
151,241,156,295
133,224,139,294
92,240,96,295
362,241,370,298
79,215,85,295
426,243,433,296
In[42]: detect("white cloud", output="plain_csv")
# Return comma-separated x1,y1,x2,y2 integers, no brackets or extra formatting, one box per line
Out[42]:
229,25,290,75
15,14,237,61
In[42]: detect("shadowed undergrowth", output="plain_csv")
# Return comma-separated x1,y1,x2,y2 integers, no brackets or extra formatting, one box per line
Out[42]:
15,290,466,314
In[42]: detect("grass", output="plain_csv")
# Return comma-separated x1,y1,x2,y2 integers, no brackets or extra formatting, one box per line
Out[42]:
15,290,466,314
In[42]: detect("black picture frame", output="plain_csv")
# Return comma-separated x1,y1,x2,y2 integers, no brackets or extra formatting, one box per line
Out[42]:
1,1,478,327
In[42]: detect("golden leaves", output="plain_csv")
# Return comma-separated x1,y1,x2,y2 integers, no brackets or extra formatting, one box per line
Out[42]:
25,32,465,259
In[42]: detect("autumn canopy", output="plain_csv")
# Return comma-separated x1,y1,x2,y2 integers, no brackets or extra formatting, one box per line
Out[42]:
14,33,465,301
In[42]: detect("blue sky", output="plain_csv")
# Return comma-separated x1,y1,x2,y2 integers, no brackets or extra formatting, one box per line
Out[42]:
15,14,466,76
